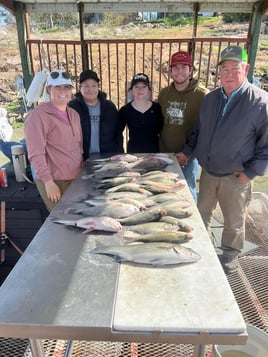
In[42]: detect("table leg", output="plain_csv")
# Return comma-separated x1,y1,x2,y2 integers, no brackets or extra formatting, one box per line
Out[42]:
29,339,45,357
193,344,207,357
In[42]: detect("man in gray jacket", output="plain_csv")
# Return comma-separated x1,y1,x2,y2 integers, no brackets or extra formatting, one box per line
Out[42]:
177,45,268,274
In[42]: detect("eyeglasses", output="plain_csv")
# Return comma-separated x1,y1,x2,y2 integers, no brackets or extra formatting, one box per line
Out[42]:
50,71,71,80
134,74,148,81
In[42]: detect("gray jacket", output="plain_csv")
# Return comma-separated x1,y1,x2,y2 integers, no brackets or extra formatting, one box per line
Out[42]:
183,80,268,179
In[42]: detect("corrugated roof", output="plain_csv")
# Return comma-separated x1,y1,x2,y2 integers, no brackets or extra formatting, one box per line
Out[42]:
1,0,260,14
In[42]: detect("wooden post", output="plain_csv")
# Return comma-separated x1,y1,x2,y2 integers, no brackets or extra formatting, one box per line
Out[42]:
247,1,264,82
14,2,32,91
78,2,89,71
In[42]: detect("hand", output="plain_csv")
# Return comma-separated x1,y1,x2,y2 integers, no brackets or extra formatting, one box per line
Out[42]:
234,171,250,184
175,152,188,167
45,180,61,203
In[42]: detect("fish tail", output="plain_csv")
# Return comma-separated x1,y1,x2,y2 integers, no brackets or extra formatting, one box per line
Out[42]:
53,219,74,226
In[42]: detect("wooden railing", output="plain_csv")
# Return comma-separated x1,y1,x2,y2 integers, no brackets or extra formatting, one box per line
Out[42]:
27,37,248,108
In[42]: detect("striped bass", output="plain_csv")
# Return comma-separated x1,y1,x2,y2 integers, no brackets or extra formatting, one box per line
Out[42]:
140,180,185,194
118,207,167,225
91,242,201,267
93,154,138,163
165,208,192,219
160,216,193,232
123,221,180,234
149,192,186,203
105,182,152,196
157,199,191,209
52,216,122,233
124,230,193,243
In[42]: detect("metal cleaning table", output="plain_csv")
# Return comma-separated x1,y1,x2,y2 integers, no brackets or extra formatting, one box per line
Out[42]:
0,155,247,357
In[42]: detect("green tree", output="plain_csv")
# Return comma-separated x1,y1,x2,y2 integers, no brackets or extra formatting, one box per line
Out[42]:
223,13,250,23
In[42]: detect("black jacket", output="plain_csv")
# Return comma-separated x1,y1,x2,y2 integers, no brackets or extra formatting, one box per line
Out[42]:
69,91,124,160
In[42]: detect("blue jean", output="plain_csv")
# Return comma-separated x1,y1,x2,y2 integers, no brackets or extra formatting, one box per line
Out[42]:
0,139,27,162
182,157,199,202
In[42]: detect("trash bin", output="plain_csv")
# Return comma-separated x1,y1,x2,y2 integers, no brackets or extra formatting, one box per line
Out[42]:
213,324,268,357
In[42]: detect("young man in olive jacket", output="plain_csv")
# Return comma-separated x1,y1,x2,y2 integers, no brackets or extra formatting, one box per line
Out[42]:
158,51,209,202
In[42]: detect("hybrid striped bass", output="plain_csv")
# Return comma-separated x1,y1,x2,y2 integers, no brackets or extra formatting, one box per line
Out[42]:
124,230,193,243
91,242,201,267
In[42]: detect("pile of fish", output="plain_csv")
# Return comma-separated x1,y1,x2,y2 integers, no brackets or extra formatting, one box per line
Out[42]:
53,153,201,267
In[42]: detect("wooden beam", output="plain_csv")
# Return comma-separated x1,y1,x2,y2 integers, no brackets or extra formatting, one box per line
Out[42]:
247,1,264,81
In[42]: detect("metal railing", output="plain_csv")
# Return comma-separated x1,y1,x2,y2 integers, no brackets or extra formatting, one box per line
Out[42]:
27,37,248,108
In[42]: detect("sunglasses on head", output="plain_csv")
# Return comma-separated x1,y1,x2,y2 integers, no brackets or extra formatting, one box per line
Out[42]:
134,74,148,80
50,71,71,80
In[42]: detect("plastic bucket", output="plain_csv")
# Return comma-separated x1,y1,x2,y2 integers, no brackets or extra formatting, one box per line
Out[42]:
213,324,268,357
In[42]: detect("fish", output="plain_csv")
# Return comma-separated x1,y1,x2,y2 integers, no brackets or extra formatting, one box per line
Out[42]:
123,230,193,243
94,191,148,201
65,201,140,218
165,208,193,219
123,221,180,234
138,174,180,184
82,202,140,218
160,216,193,232
118,207,167,225
93,161,128,172
81,167,132,180
149,192,187,203
127,156,168,172
109,154,138,162
95,176,134,189
93,154,139,163
141,170,178,179
52,216,122,233
91,242,201,266
148,153,174,164
105,182,153,196
117,171,141,177
156,198,191,210
85,197,148,211
140,180,185,194
114,198,148,210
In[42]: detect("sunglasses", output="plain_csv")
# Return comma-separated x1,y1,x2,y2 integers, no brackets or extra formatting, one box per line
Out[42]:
134,74,148,81
50,71,71,80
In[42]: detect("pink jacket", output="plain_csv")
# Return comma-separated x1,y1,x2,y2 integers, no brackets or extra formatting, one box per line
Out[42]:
24,103,83,183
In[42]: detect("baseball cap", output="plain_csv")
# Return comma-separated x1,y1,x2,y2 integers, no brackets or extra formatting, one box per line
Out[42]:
79,69,100,84
130,73,150,88
46,70,73,87
170,51,192,67
218,45,248,65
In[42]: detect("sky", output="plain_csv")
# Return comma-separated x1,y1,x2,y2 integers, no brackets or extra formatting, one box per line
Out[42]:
0,7,10,26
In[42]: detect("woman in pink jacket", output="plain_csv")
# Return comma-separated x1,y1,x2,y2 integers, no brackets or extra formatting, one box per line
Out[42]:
24,69,83,212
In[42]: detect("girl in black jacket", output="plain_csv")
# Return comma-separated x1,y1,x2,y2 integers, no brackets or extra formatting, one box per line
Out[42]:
69,69,124,161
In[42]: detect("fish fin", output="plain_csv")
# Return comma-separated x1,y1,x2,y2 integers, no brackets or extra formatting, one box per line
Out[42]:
150,258,165,267
123,231,140,239
113,256,123,262
83,226,95,234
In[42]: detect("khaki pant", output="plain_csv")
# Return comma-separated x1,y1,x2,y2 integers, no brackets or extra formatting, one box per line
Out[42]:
35,179,73,213
197,170,252,256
